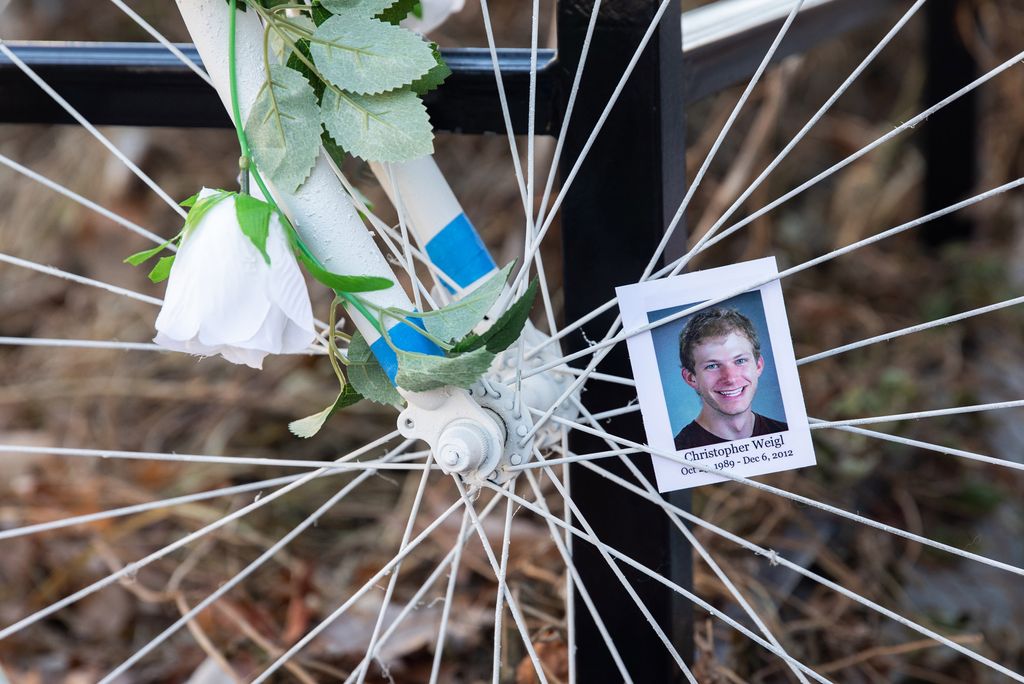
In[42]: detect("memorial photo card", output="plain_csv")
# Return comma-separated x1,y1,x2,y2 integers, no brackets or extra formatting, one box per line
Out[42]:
617,257,814,492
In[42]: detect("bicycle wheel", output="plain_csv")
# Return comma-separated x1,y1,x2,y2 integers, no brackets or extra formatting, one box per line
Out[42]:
1,0,1024,682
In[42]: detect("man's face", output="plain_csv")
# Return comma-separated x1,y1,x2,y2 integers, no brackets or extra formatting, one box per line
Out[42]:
682,331,765,419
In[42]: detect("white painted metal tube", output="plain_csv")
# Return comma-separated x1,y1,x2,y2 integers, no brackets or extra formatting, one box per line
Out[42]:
174,0,441,379
371,158,498,292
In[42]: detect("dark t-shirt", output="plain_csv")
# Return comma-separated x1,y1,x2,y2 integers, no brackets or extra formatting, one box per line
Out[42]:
674,413,788,450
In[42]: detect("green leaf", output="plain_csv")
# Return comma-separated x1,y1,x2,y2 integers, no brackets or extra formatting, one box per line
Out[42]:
453,277,538,354
310,15,436,95
179,191,201,208
377,0,419,23
282,36,327,106
147,255,176,283
312,4,333,25
234,194,273,264
124,238,174,266
321,128,346,167
244,64,322,193
321,0,393,16
269,15,316,65
289,384,363,438
422,262,513,344
183,190,234,236
411,42,451,96
295,250,394,292
347,330,404,407
321,87,433,162
395,347,495,392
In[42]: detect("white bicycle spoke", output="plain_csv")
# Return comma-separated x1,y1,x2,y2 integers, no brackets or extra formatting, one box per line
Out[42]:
99,455,398,682
384,163,436,312
0,42,186,218
643,0,807,281
510,446,645,471
571,396,809,683
0,338,166,352
251,496,467,682
524,175,1024,381
541,409,1024,578
810,400,1024,429
0,153,167,244
107,0,212,86
530,450,693,681
578,458,1024,683
507,0,675,301
349,491,508,684
0,337,325,356
0,442,430,471
346,510,473,684
559,426,577,684
452,477,550,684
477,0,528,213
798,294,1024,365
430,509,470,683
353,454,437,684
688,46,1024,264
531,246,561,335
0,471,341,541
588,404,641,421
491,486,517,683
518,0,562,338
482,479,833,684
522,469,634,683
525,0,540,243
523,338,618,443
821,422,1024,473
553,365,635,386
0,432,408,642
535,0,602,230
660,0,927,279
0,251,161,305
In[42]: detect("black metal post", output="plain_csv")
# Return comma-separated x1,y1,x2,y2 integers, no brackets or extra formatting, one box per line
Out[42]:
921,0,977,245
558,0,691,679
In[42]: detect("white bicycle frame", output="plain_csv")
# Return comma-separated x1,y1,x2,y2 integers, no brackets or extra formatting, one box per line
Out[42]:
177,0,552,485
176,0,507,379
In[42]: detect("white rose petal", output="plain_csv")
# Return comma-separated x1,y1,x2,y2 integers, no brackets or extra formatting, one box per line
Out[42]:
154,189,316,369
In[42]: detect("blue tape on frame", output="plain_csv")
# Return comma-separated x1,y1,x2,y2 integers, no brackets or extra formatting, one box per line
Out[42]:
370,318,444,383
425,213,497,290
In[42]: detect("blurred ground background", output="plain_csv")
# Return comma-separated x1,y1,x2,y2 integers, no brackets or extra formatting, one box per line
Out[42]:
1,0,1024,682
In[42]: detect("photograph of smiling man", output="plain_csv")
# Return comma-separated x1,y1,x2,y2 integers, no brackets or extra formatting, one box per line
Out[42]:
674,307,787,449
617,257,814,492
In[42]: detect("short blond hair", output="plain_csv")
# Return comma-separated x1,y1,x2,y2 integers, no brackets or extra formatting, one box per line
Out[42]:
679,307,761,373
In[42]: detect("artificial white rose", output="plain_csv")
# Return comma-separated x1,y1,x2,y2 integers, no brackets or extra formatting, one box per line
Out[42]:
402,0,466,35
153,189,316,369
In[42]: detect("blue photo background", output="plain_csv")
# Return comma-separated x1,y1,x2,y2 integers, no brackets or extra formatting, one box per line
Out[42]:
648,290,787,437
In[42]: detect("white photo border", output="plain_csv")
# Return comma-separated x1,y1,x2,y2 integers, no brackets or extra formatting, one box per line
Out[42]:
616,257,815,492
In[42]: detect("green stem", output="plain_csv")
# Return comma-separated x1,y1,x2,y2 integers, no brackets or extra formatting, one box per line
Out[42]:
227,0,384,337
327,296,348,387
341,292,380,331
382,308,453,350
359,299,453,351
269,3,313,13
